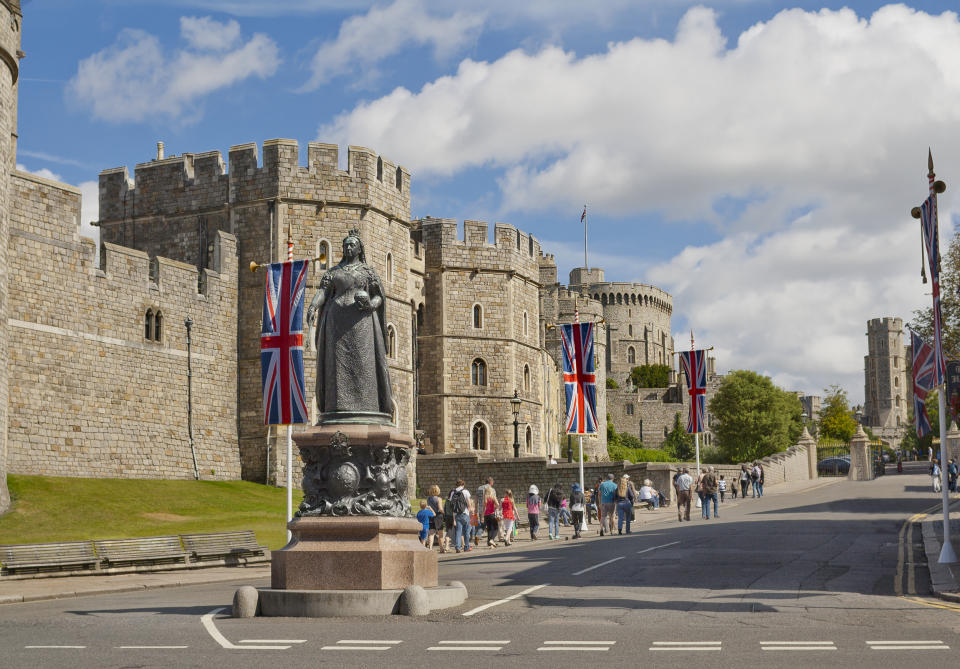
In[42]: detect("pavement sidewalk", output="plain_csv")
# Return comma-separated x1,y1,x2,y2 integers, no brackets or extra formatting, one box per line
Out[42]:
0,475,838,606
920,496,960,603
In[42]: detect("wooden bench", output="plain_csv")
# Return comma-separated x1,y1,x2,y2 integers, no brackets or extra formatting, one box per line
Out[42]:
0,540,99,576
180,531,268,563
94,536,189,568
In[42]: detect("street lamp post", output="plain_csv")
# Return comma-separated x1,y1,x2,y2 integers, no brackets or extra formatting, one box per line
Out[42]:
511,390,521,458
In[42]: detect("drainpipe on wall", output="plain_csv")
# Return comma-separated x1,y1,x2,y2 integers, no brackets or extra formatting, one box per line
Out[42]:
185,316,199,480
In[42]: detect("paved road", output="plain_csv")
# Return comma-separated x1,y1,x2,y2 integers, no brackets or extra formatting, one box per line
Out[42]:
3,463,960,669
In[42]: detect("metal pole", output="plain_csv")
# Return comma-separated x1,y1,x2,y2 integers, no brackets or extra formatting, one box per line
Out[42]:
185,317,199,480
286,424,293,543
513,415,520,458
939,390,957,562
579,435,588,531
583,204,588,271
694,432,701,509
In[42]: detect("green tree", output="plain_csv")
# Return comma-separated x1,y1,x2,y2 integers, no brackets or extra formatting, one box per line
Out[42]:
709,370,803,462
606,377,619,389
662,412,695,461
606,414,621,451
629,364,670,388
911,224,960,358
817,385,858,442
901,391,939,454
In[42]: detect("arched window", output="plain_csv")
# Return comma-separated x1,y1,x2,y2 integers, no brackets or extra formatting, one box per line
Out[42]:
153,310,162,341
528,236,534,256
601,295,607,306
386,253,393,283
895,395,901,407
523,311,528,336
387,325,396,358
627,346,635,364
417,303,424,328
894,376,899,387
897,415,901,426
472,358,487,386
473,304,483,329
632,294,637,304
144,309,154,340
628,324,633,336
617,294,623,305
472,421,488,450
523,364,530,392
626,403,634,416
317,240,330,269
377,156,383,182
516,231,521,250
525,426,532,453
594,294,600,301
395,166,402,189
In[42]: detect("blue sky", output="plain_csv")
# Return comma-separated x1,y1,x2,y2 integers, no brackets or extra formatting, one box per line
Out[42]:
16,0,960,406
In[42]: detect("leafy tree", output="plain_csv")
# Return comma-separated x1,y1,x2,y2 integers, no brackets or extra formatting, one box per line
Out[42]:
901,391,939,454
606,377,619,389
629,364,670,388
606,414,620,451
709,370,803,462
911,224,960,358
662,412,695,461
818,385,858,442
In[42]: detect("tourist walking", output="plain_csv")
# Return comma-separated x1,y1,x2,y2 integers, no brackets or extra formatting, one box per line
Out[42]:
468,499,481,546
501,490,516,545
546,482,564,539
598,473,618,536
416,500,434,546
483,485,500,547
701,466,719,519
949,459,958,493
526,485,541,540
757,463,765,496
570,483,586,538
932,459,942,493
426,484,443,550
448,479,472,553
751,462,762,498
676,468,693,521
695,470,707,519
718,475,727,502
740,465,751,501
615,476,636,534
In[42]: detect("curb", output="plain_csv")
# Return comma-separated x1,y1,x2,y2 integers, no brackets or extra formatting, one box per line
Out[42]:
920,499,960,603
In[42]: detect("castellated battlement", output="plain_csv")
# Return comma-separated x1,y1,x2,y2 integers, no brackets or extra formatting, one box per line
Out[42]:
588,282,673,314
98,139,411,224
417,217,541,282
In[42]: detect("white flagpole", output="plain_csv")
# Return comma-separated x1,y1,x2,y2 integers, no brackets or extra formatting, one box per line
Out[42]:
286,424,293,542
579,435,587,532
582,205,588,272
937,391,954,562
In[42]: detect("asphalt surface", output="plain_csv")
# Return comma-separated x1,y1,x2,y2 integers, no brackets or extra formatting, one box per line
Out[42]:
3,463,960,669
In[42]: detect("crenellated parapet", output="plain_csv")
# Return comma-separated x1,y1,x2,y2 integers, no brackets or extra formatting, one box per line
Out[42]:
417,217,541,284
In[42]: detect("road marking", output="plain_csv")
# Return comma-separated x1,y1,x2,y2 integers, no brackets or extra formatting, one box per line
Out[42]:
760,641,836,651
901,595,960,613
321,640,402,650
538,641,616,651
636,541,680,555
200,608,290,650
650,641,721,651
25,646,87,649
896,500,945,596
462,584,549,616
334,640,402,644
240,639,307,644
572,556,624,576
429,640,510,651
867,640,950,650
117,645,189,649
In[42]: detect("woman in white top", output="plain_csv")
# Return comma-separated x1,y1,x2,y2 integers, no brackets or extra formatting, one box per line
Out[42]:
932,459,942,493
638,479,660,509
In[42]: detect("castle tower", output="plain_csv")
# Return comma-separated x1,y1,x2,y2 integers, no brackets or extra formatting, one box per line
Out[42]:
98,141,417,483
0,0,21,513
417,218,545,458
863,317,908,433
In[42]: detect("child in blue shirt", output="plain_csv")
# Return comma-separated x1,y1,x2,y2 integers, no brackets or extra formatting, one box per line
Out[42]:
416,500,435,545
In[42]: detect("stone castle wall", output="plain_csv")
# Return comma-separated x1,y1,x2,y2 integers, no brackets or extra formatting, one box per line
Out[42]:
99,140,417,483
0,0,19,513
417,218,545,458
7,169,240,479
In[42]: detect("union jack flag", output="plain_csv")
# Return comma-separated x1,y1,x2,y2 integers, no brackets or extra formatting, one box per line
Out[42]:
261,260,309,425
561,322,598,434
920,193,946,387
679,349,707,434
912,330,936,438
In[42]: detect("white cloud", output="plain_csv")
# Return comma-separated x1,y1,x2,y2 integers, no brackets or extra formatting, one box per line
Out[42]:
180,16,241,51
67,17,280,122
301,0,485,89
320,4,960,403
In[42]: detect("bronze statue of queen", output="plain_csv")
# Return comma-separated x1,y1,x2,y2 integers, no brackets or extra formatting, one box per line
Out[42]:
306,229,394,426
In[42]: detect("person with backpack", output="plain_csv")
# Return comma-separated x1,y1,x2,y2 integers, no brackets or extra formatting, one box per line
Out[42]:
750,462,762,498
447,479,472,553
598,473,618,536
614,476,636,534
526,485,541,540
701,466,719,519
569,483,586,539
546,482,564,540
948,459,958,492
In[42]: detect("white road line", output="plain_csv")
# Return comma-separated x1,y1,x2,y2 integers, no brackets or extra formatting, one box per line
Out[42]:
867,642,950,650
437,640,510,644
538,647,611,651
542,641,616,645
652,642,722,645
572,556,625,576
761,641,836,644
335,640,402,644
239,640,307,644
200,608,290,651
650,642,721,651
761,646,836,651
321,646,392,651
25,646,87,649
117,646,189,649
462,584,549,616
428,646,506,651
866,640,945,644
636,541,680,554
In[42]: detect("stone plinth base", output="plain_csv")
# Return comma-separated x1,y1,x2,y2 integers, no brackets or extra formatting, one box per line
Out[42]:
271,516,438,591
254,582,467,617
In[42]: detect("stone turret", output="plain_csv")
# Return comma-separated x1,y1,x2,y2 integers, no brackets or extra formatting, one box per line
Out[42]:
0,0,22,514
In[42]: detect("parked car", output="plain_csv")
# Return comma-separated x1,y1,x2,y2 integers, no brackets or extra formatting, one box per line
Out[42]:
817,455,851,475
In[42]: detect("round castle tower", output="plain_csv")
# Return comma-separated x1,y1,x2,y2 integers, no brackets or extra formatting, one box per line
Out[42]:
568,267,674,385
0,0,21,514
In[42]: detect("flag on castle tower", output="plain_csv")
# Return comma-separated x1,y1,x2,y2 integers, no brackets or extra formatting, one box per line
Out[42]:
261,260,309,426
920,193,947,387
581,205,586,224
679,349,707,434
911,330,936,438
561,322,598,435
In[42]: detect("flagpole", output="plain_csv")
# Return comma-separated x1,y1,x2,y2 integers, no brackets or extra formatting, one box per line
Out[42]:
579,435,588,532
582,204,588,272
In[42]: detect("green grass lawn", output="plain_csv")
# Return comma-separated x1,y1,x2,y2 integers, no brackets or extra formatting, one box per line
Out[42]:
0,475,304,550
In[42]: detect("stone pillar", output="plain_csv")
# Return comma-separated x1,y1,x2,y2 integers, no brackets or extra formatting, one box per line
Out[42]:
944,423,960,465
799,426,817,480
848,425,872,481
